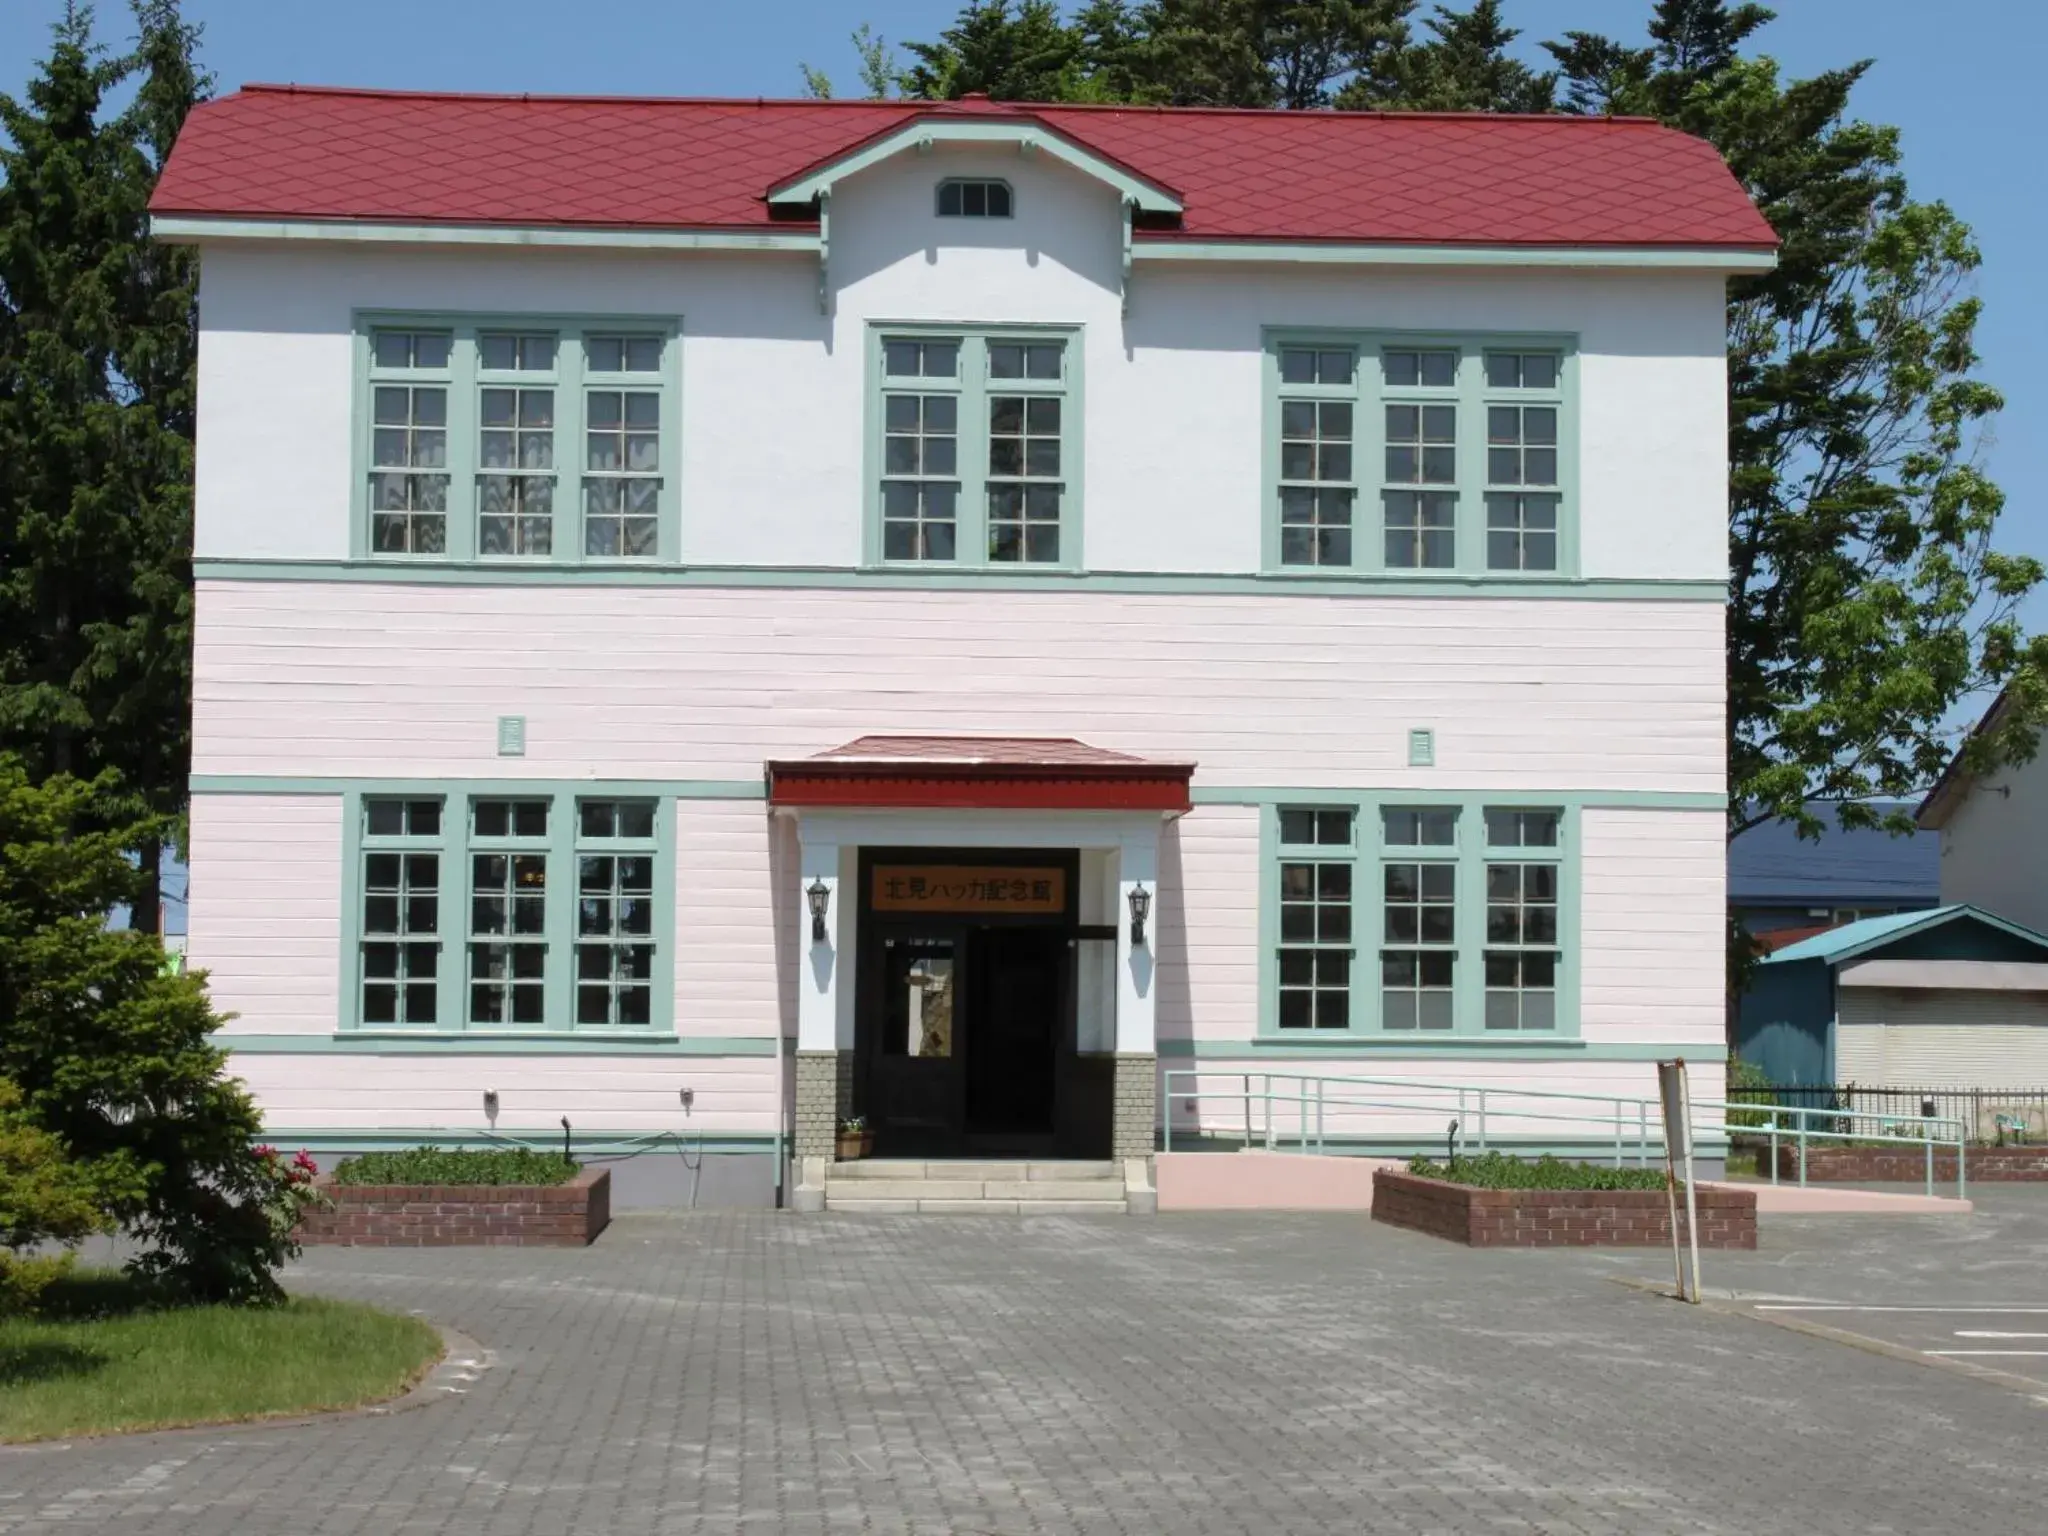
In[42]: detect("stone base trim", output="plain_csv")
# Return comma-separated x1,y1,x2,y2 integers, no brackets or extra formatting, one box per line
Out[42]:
1113,1053,1158,1164
1770,1143,2048,1182
297,1167,611,1246
794,1049,855,1164
1371,1169,1756,1248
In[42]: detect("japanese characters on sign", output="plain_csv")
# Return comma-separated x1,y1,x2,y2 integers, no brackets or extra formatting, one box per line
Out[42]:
871,865,1067,915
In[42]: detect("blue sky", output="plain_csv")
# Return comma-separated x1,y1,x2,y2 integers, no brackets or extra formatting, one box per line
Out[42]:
4,0,2042,628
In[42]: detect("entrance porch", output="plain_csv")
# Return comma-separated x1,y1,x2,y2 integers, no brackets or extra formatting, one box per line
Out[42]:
767,736,1193,1200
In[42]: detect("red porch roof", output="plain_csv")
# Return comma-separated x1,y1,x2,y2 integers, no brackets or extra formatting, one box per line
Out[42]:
767,736,1194,813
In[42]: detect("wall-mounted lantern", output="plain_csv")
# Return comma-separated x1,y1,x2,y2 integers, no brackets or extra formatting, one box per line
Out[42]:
807,878,832,944
482,1089,500,1124
1128,882,1153,948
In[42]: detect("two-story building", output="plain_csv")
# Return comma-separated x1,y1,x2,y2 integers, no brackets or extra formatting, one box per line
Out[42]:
152,86,1773,1206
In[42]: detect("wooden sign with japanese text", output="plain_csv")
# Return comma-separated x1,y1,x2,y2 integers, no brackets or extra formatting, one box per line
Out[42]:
871,866,1066,915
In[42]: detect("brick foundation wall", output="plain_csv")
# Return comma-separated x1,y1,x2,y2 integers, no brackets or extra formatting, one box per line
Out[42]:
297,1167,611,1246
1371,1169,1756,1248
1771,1143,2048,1182
1113,1053,1157,1163
794,1050,853,1163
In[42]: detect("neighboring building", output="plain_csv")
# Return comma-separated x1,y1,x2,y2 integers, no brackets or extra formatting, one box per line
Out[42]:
1735,905,2048,1096
1918,689,2048,932
1729,804,1939,945
152,87,1774,1204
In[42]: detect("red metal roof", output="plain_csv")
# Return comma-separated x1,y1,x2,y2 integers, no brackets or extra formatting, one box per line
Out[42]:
151,86,1775,249
768,736,1194,813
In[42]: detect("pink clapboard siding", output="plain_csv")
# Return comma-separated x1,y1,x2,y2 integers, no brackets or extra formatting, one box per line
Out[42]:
674,799,789,1042
1579,807,1724,1042
1156,806,1260,1041
187,793,342,1035
192,582,1722,788
226,1051,779,1134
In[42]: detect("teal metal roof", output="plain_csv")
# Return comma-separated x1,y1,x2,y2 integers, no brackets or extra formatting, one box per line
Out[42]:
1762,904,2048,966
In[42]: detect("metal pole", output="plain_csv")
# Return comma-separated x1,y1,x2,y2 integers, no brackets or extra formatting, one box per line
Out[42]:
1265,1074,1275,1151
1614,1099,1623,1168
1768,1113,1779,1186
1925,1122,1933,1198
1163,1074,1174,1154
1299,1079,1308,1153
1243,1074,1252,1149
1478,1088,1488,1153
1797,1111,1807,1188
1317,1078,1325,1156
1957,1122,1969,1203
1637,1102,1648,1167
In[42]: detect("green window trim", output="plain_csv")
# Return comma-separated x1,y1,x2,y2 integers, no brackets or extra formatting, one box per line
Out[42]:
351,312,682,566
862,323,1085,572
339,785,675,1036
1261,329,1579,581
1259,795,1582,1040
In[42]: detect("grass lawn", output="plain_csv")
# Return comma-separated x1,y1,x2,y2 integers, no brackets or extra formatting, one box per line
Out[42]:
0,1273,442,1443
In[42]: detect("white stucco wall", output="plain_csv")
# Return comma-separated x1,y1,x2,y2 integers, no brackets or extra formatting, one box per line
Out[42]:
192,142,1730,580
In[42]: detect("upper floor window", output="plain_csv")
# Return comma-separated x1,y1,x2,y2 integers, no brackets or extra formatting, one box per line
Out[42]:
937,178,1013,218
358,317,676,565
1267,335,1573,579
871,328,1076,569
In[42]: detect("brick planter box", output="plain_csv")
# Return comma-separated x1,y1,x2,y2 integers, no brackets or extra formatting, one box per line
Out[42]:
297,1166,610,1247
1371,1168,1756,1248
1770,1143,2048,1183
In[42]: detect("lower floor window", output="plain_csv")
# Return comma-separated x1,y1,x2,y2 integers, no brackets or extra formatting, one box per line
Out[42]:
576,849,656,1025
351,791,663,1032
1270,802,1569,1035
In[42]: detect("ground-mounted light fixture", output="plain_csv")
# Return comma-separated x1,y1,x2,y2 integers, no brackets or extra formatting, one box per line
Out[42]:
1128,882,1152,948
807,878,832,944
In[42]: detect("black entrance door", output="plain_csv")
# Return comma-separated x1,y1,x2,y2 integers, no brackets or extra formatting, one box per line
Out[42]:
964,926,1066,1142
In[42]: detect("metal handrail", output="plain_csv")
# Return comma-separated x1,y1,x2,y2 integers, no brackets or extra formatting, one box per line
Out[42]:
1159,1068,1970,1199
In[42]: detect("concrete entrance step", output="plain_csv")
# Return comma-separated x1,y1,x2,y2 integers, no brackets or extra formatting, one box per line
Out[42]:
823,1158,1131,1214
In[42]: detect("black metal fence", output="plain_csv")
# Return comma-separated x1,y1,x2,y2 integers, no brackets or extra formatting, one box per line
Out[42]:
1728,1084,2048,1143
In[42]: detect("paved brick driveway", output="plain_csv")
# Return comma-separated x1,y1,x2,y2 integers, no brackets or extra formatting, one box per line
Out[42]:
4,1197,2047,1535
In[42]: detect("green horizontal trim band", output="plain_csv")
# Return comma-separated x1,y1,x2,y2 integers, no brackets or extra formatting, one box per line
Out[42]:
1159,1039,1722,1062
1133,240,1777,273
151,215,820,253
1190,787,1727,811
190,775,766,800
264,1128,778,1155
191,557,1727,602
213,1032,780,1056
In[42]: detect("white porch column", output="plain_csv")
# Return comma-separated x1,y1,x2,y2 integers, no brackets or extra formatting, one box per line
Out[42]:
1113,820,1163,1168
1115,824,1161,1054
795,830,842,1053
791,822,853,1178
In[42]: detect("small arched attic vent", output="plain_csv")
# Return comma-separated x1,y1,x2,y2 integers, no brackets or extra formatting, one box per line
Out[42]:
936,178,1013,218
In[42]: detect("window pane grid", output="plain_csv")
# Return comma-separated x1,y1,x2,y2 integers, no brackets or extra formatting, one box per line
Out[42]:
1381,859,1455,1031
987,391,1062,564
881,389,960,562
877,333,1070,569
576,799,658,1028
369,384,449,554
1485,860,1560,1031
584,385,661,558
479,383,556,557
937,179,1013,218
359,795,442,1028
467,798,550,1027
366,322,669,565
